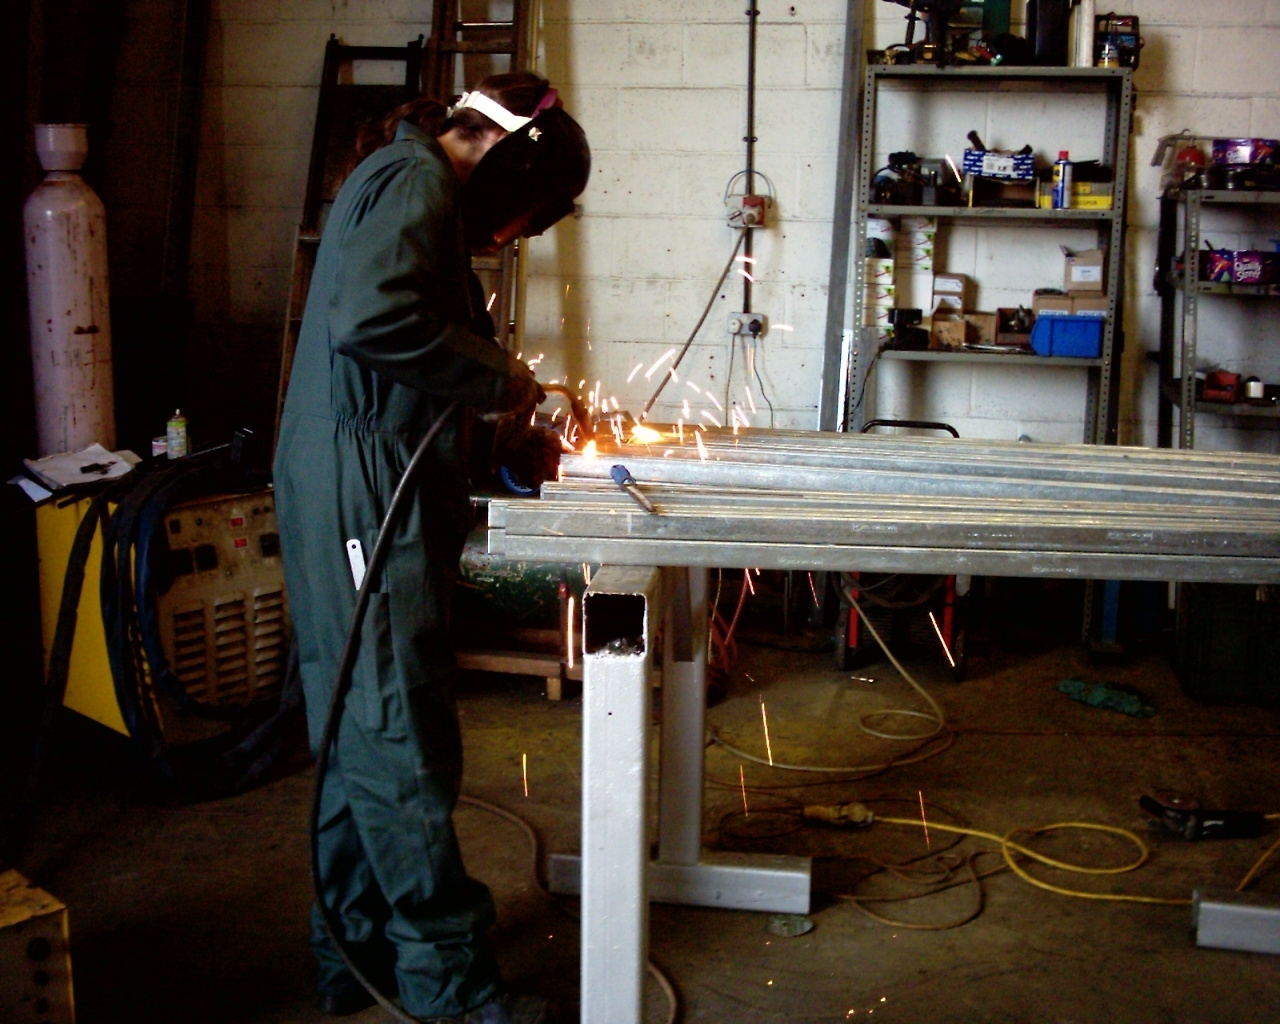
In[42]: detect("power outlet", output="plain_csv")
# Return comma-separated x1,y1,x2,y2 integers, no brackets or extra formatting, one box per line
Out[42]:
727,312,768,338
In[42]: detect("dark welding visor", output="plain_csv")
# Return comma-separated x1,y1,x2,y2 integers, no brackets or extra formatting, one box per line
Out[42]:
463,106,590,253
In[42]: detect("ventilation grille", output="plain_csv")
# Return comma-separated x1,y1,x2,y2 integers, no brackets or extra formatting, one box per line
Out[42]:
162,586,288,707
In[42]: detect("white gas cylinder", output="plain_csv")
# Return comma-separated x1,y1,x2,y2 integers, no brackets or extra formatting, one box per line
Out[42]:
24,123,116,456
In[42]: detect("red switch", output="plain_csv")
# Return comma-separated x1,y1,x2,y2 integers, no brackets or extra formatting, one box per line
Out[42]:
234,537,247,548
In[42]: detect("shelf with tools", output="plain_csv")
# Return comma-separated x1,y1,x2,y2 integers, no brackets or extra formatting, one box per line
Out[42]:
1155,187,1280,449
845,65,1133,444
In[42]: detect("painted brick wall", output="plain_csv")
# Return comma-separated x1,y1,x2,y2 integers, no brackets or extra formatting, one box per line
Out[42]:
194,0,1280,447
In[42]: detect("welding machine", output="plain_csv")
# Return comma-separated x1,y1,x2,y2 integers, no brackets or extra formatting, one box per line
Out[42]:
36,484,290,749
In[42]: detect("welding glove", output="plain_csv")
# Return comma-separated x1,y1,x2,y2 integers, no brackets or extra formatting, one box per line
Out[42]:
492,418,563,489
490,355,546,420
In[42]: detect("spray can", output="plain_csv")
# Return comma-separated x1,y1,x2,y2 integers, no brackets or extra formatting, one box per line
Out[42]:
166,409,189,459
1052,150,1073,210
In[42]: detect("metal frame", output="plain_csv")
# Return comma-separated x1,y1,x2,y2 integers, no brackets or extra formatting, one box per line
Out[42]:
843,66,1133,443
1165,189,1280,450
493,429,1280,1024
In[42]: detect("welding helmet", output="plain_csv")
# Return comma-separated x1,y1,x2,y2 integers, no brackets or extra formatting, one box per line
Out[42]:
461,104,590,253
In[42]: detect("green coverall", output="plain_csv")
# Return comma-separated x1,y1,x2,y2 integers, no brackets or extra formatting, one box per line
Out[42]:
274,120,515,1016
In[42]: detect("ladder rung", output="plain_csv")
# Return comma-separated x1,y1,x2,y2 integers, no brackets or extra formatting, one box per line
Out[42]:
460,21,515,30
438,40,517,55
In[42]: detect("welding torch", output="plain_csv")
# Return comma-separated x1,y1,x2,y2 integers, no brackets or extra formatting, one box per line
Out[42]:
540,381,594,442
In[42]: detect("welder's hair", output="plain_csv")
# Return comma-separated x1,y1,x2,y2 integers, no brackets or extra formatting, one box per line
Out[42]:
346,71,555,172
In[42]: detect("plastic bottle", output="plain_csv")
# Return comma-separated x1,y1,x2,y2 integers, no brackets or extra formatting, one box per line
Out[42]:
1052,150,1073,210
167,409,189,459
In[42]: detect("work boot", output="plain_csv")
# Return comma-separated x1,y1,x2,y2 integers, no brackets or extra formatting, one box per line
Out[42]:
428,992,552,1024
316,986,377,1017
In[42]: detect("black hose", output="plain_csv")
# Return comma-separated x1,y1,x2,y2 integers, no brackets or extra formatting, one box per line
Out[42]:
308,402,460,1024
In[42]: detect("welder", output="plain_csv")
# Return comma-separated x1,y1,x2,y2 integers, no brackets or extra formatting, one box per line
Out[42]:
273,72,589,1023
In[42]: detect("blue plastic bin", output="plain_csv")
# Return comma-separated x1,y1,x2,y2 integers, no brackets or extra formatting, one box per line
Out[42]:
1030,315,1104,357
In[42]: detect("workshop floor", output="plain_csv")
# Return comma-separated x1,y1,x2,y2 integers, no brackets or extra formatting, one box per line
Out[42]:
16,602,1280,1024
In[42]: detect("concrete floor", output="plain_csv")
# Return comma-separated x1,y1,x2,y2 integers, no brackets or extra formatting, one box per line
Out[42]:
15,610,1280,1024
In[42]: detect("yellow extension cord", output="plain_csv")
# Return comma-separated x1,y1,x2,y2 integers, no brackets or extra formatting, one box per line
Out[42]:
720,584,1280,914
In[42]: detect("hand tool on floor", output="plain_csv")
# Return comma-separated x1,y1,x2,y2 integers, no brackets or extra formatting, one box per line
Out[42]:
1140,790,1268,841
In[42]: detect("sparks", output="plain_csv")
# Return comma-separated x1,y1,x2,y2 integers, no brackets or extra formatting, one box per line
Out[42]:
918,789,931,849
581,563,592,586
551,407,562,421
737,268,756,283
928,611,956,668
667,366,679,384
774,323,794,332
744,567,755,596
578,379,586,390
630,424,664,444
695,432,709,461
486,292,497,311
735,254,756,264
686,380,702,394
644,348,677,379
707,391,724,412
700,410,722,428
682,398,692,419
581,439,598,459
739,765,749,816
523,753,529,797
677,419,685,443
567,595,576,669
531,409,538,426
744,386,757,414
807,571,819,607
760,699,773,766
626,361,644,383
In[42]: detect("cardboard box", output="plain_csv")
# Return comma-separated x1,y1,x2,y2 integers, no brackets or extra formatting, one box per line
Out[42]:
962,148,1036,180
1,871,75,1024
1064,248,1105,293
1032,290,1074,316
996,307,1034,347
864,257,895,283
1071,294,1109,316
931,312,997,349
932,273,968,313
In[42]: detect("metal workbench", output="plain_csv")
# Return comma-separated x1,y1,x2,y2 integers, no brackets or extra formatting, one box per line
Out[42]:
488,428,1280,1024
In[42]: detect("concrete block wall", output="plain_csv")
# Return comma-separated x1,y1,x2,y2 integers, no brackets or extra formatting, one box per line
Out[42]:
190,0,1280,448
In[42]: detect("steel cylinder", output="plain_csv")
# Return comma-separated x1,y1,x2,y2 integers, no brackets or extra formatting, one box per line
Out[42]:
24,123,116,456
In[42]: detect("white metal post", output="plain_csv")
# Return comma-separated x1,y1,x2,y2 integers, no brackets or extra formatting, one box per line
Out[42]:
580,565,662,1024
658,566,709,865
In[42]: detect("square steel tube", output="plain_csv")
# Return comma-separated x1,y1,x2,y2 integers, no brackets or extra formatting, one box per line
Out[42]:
581,566,663,1024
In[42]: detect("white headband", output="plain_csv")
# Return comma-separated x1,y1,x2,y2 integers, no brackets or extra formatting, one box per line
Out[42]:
448,91,531,134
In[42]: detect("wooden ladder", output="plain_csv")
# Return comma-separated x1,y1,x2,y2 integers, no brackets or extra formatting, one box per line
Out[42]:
275,3,538,448
274,34,426,447
424,0,537,363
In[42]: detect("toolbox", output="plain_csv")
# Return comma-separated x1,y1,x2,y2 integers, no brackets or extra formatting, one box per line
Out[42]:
1030,314,1103,358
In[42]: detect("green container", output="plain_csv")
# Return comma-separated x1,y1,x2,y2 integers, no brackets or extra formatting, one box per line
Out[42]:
1175,583,1280,704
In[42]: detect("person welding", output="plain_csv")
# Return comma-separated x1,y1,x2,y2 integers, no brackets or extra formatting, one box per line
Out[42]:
272,72,588,1023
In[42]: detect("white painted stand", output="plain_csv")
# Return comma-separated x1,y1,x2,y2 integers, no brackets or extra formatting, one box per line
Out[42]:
572,565,810,1024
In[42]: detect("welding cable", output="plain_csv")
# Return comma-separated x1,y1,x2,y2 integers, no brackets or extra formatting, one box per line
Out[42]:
457,793,681,1024
310,403,460,1024
312,404,681,1024
640,231,746,420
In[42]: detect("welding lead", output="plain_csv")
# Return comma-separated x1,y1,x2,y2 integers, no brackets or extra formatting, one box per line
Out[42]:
609,463,657,514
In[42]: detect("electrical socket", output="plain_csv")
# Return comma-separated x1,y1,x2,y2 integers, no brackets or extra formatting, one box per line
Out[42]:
727,313,768,338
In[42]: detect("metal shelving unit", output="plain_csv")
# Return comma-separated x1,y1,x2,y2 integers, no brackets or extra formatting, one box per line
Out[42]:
845,65,1134,444
1156,189,1280,449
